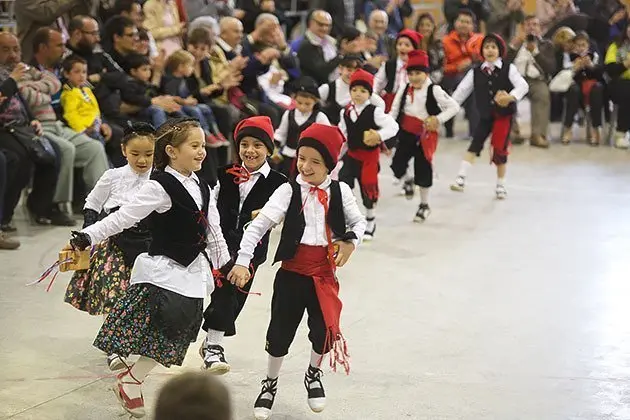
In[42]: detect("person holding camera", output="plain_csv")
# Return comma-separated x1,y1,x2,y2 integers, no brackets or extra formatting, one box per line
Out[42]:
509,15,557,148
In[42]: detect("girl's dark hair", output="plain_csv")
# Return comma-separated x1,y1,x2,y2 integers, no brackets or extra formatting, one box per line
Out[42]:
415,13,436,47
154,118,202,170
123,121,156,145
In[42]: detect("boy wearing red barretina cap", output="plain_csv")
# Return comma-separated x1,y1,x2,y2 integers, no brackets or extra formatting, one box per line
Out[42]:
228,124,366,420
450,33,529,199
374,29,424,112
390,49,460,221
200,116,287,374
338,69,399,240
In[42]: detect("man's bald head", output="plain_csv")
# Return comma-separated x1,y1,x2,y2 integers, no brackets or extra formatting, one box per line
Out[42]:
369,10,388,36
219,16,243,48
308,10,332,39
0,33,21,66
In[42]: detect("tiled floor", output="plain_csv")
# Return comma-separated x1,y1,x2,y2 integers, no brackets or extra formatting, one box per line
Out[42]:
1,114,630,419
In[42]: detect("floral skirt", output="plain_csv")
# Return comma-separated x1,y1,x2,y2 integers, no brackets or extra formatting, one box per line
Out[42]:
64,240,130,315
93,284,203,367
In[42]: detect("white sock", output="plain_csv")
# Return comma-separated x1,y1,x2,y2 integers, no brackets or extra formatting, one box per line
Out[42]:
403,173,414,183
457,160,472,178
205,329,225,346
497,177,506,187
267,355,284,379
366,208,375,220
310,350,324,368
123,356,157,399
419,187,429,205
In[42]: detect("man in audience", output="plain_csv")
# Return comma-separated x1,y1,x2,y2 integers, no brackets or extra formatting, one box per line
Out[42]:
364,0,414,36
211,17,249,107
367,9,394,59
487,0,525,40
508,15,556,148
297,10,341,85
115,0,159,59
103,16,139,70
444,0,490,33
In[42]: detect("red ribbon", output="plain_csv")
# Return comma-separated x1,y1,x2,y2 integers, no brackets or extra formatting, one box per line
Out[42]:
225,164,251,184
27,257,74,292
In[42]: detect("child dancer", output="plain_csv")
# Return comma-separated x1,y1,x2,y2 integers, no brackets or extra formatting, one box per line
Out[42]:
227,123,366,420
274,77,330,180
319,55,386,125
60,54,112,144
63,118,232,418
450,34,529,199
338,69,399,240
200,116,287,374
64,123,156,371
390,50,460,221
374,29,423,112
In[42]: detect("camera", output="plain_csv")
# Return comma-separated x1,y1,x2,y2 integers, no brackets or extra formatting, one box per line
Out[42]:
526,34,536,43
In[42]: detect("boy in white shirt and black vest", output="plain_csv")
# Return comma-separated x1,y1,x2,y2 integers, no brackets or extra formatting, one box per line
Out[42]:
227,124,367,420
200,116,287,374
319,55,387,125
390,50,460,221
450,33,529,199
274,77,330,180
338,69,399,240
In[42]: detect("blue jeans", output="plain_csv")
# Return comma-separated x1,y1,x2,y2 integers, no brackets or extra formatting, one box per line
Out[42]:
181,104,218,134
137,105,169,128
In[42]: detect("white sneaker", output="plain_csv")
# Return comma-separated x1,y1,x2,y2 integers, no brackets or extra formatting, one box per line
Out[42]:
364,218,375,241
199,342,230,375
107,354,128,371
450,176,465,192
615,132,630,149
495,184,507,200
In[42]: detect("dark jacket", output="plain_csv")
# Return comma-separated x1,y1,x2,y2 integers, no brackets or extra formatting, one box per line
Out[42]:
506,38,557,79
296,35,342,86
444,0,490,30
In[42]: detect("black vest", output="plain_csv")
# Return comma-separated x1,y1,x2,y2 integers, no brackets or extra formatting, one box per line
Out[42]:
396,83,441,123
274,181,350,263
384,58,398,93
344,104,380,150
107,206,152,267
286,109,318,150
322,81,343,125
473,64,516,118
148,171,211,267
216,165,287,266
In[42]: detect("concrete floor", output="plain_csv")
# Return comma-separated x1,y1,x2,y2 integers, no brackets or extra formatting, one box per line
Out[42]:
1,112,630,420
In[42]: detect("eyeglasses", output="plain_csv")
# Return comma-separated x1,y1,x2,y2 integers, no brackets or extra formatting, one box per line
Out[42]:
82,30,100,36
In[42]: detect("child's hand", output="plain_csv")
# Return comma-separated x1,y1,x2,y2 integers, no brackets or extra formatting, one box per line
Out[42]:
101,123,112,140
494,91,513,107
333,241,355,267
363,129,382,147
227,264,251,288
184,96,198,106
425,116,440,132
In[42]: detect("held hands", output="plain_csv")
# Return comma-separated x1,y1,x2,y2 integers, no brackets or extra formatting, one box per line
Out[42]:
101,123,112,141
227,264,251,288
10,63,29,82
425,116,440,132
183,96,198,106
494,90,514,108
30,119,43,136
333,241,355,267
363,129,382,147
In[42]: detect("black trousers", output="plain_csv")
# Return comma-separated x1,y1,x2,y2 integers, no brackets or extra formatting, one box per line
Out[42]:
0,131,59,223
468,116,512,165
265,268,327,358
390,130,433,188
564,82,604,128
610,79,630,132
202,261,260,337
338,154,377,209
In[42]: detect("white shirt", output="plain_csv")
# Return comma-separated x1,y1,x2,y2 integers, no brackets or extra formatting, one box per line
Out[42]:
451,59,529,105
275,109,331,157
390,79,461,124
84,164,151,213
212,161,272,212
236,175,367,267
318,79,386,110
514,45,542,79
82,166,231,299
338,101,400,143
374,58,407,95
257,69,293,108
216,36,243,56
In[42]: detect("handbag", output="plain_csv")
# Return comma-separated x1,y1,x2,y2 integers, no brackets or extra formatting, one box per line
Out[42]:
2,124,56,165
549,69,575,93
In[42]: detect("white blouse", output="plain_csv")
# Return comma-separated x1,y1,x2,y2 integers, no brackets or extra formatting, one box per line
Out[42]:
274,110,331,157
318,79,386,110
82,166,231,298
84,164,151,212
390,79,461,124
235,175,367,267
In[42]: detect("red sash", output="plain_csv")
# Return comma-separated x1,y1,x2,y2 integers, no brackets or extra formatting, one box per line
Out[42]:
581,79,597,106
490,113,512,164
347,148,380,201
400,114,439,163
382,92,396,113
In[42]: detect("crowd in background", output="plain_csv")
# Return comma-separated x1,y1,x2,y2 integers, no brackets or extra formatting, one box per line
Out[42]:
1,0,629,252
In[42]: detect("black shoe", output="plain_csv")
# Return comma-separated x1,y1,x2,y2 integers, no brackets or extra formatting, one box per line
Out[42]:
0,222,16,233
253,377,278,420
414,204,431,222
304,365,326,413
403,179,414,200
200,342,230,374
364,217,375,241
50,204,76,227
25,200,51,226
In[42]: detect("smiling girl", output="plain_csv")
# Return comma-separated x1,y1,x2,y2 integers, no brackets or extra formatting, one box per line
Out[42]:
200,116,287,374
62,118,232,418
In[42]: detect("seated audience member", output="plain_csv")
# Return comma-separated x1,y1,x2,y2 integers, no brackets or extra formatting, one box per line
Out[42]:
537,0,578,35
605,23,630,149
154,372,232,420
0,150,20,248
416,13,445,84
296,10,341,86
562,31,605,145
444,0,490,33
143,0,185,58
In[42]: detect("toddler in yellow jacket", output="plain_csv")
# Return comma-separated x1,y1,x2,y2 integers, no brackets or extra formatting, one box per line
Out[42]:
60,54,112,143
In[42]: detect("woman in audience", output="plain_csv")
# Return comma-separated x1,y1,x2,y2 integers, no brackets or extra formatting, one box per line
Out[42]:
605,22,630,148
415,13,445,84
538,0,578,35
143,0,185,58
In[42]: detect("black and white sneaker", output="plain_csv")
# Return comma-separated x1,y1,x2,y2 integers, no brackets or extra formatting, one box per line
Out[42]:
253,377,278,420
304,366,326,413
364,217,376,241
199,342,230,374
107,354,128,371
495,184,507,200
414,204,431,222
403,179,414,200
450,176,465,192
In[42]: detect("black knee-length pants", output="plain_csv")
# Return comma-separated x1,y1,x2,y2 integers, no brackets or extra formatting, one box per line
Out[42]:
338,154,377,209
467,116,512,165
390,130,433,188
264,268,328,358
